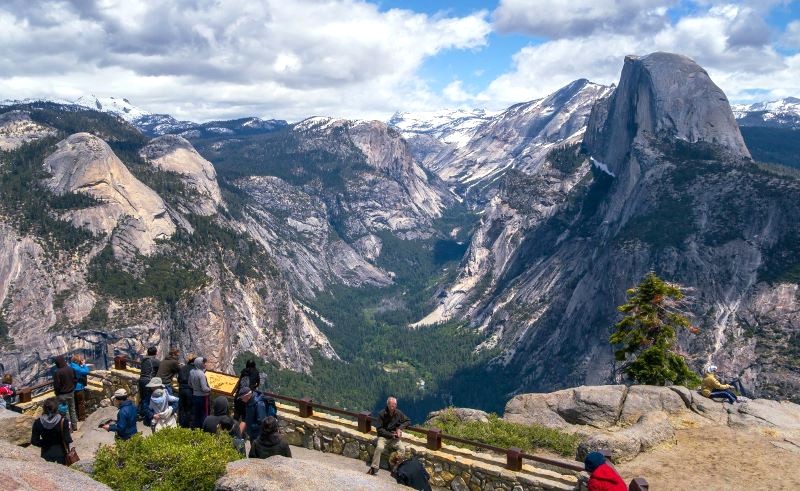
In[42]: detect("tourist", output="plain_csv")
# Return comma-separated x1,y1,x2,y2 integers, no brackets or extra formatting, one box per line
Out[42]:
237,386,268,442
58,400,72,432
202,395,230,434
177,352,196,428
189,356,211,428
69,354,91,421
31,397,72,464
102,388,138,440
248,416,291,459
390,450,432,491
367,396,409,475
156,347,181,385
584,452,626,491
53,355,78,431
138,346,159,424
234,359,261,422
701,365,738,404
219,415,247,456
149,380,179,432
0,373,15,408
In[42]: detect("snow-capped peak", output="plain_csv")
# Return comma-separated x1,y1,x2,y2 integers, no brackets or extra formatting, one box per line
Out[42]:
732,97,800,129
388,108,500,148
71,95,151,122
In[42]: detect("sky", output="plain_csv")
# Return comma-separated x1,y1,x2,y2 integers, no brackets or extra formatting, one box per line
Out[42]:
1,0,799,122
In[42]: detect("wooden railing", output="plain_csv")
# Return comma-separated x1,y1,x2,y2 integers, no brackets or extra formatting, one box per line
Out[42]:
15,354,648,488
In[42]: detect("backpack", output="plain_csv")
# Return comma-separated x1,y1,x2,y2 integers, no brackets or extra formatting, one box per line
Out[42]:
264,396,277,417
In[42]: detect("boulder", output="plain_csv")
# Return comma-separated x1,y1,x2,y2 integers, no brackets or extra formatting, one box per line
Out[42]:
215,456,406,491
0,408,37,446
505,385,628,429
577,411,675,463
0,439,40,461
0,441,111,490
728,399,800,431
426,408,490,426
619,385,688,425
691,395,730,425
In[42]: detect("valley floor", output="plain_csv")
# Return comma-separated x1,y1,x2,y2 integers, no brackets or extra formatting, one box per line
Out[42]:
617,425,800,490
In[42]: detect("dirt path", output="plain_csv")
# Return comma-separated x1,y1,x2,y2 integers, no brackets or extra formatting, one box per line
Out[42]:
617,426,800,490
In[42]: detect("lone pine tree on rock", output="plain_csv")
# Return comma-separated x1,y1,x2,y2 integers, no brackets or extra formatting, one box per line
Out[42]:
610,272,701,388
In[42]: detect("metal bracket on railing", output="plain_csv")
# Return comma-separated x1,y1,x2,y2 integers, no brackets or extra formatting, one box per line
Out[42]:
114,355,127,370
629,477,649,491
506,447,523,471
357,411,372,433
426,428,442,451
19,387,32,404
298,397,314,418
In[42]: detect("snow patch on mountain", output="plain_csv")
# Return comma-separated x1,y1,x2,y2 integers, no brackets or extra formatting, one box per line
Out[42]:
389,108,499,148
732,97,800,129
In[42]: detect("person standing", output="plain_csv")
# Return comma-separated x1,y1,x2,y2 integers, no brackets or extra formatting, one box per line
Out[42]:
102,388,138,440
368,396,409,475
69,355,91,421
138,346,159,424
53,355,78,432
189,357,211,428
30,397,73,464
156,347,181,385
177,353,196,428
233,359,261,422
237,386,268,442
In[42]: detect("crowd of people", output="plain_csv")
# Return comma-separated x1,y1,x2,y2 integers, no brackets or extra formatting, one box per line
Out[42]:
12,350,750,489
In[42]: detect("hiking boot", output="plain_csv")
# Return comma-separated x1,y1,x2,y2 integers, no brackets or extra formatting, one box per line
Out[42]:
367,467,378,476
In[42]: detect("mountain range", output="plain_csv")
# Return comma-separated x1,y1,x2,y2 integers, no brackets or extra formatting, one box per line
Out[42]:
1,53,798,417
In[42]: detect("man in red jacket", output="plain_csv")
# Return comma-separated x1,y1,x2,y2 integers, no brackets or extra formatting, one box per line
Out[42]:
584,452,627,491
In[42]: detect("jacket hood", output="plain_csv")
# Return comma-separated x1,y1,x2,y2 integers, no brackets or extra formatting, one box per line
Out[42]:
590,463,626,487
194,357,205,369
212,396,229,416
150,390,169,413
54,355,66,368
40,412,62,430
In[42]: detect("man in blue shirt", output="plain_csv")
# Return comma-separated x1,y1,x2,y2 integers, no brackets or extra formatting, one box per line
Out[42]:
237,387,267,441
102,388,138,440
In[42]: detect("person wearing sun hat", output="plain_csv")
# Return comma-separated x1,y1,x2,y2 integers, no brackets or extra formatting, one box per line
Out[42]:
102,388,138,440
584,451,626,491
148,377,179,432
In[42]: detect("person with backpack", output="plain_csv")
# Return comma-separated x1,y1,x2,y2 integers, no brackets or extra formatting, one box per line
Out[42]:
233,359,261,422
138,346,159,424
69,354,91,422
189,357,211,428
177,353,196,428
237,386,277,442
53,355,78,432
248,416,291,459
31,397,73,464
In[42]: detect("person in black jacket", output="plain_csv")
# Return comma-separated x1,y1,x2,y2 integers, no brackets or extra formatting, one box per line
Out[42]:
368,396,410,475
31,397,72,464
202,396,230,434
52,355,78,431
248,416,291,459
177,353,196,428
390,450,432,491
138,346,159,424
233,359,261,422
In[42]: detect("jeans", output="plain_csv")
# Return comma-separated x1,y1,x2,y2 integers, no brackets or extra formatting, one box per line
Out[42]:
56,392,78,430
371,436,404,470
192,394,209,429
710,389,737,404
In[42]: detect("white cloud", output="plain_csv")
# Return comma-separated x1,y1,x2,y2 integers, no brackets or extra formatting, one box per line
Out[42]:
443,80,473,103
0,0,491,121
478,3,798,108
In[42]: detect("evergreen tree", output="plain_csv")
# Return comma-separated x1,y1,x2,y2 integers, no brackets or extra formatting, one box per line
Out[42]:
610,272,701,387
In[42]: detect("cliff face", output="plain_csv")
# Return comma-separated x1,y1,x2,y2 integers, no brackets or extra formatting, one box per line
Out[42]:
425,53,800,402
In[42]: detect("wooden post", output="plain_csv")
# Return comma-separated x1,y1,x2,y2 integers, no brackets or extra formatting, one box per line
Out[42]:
19,387,32,404
426,428,442,451
506,447,523,471
298,397,313,418
114,355,127,370
629,477,649,491
357,411,372,433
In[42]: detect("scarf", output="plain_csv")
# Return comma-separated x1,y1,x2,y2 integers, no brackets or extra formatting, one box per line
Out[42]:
40,412,62,430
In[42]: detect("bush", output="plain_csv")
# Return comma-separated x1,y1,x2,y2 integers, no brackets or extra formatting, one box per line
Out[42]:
93,427,241,491
428,410,579,457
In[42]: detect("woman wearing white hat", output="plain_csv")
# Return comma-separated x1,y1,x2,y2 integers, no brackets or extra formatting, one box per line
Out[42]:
146,377,179,433
700,365,738,404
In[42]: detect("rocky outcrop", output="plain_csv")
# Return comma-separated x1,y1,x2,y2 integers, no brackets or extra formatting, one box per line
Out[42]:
0,408,37,446
139,134,223,215
43,132,176,257
425,407,490,425
0,440,112,490
215,456,406,491
0,110,56,150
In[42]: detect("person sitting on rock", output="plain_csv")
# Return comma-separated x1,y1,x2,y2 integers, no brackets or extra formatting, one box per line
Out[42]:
102,388,139,440
584,451,626,491
701,365,737,404
248,416,291,459
368,396,409,476
390,450,431,491
31,397,73,464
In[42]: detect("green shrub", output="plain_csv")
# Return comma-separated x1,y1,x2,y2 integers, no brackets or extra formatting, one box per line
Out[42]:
427,410,579,457
93,427,241,491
